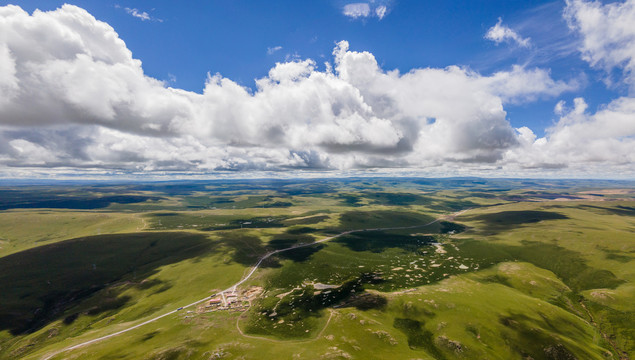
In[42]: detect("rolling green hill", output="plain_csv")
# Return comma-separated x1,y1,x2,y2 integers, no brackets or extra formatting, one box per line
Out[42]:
0,178,632,359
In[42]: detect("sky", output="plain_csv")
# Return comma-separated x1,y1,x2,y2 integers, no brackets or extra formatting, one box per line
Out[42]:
0,0,633,179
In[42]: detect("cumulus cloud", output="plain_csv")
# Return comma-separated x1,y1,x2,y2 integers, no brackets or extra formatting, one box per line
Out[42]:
498,0,634,177
485,18,531,47
564,0,635,89
485,65,580,103
0,5,190,135
0,43,19,106
504,96,635,174
0,4,601,176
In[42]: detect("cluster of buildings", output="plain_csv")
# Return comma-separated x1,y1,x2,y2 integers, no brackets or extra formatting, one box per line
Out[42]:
202,286,263,312
206,291,243,311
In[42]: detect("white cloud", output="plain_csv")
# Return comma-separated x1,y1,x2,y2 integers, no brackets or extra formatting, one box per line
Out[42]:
116,5,162,22
504,96,635,172
564,0,635,89
343,3,370,19
554,100,566,115
0,43,19,106
267,46,283,55
485,17,531,47
375,6,387,20
8,138,58,165
498,0,633,177
342,2,389,20
0,4,191,134
0,5,607,176
484,65,580,103
125,7,150,21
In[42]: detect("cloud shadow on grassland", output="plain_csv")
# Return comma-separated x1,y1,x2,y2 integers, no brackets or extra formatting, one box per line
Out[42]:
0,232,215,335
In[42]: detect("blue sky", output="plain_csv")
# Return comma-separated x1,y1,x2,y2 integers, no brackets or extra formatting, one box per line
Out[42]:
0,1,633,178
12,0,613,132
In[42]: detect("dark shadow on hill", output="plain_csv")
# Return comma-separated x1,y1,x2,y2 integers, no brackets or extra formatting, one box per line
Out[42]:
340,292,387,311
268,234,315,250
439,221,467,234
427,199,480,212
364,192,433,206
452,238,623,294
335,231,436,253
286,226,320,235
0,232,215,335
245,274,383,338
393,318,447,358
599,247,634,263
200,216,287,231
219,231,327,268
277,245,325,262
462,237,623,294
334,210,437,232
498,312,587,359
338,193,364,207
350,192,479,211
217,232,280,268
459,191,499,199
151,213,288,231
392,304,591,359
268,233,324,262
499,241,623,292
278,183,335,196
465,210,568,234
183,195,235,208
152,212,180,217
0,190,163,210
267,233,324,262
580,205,635,217
184,195,293,210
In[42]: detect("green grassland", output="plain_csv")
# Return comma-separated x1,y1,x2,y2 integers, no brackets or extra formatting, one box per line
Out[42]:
0,211,145,256
0,178,632,359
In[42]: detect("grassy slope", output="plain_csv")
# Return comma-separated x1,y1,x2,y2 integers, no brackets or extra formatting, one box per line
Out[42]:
26,262,614,360
1,234,247,359
456,200,635,358
0,210,144,257
0,184,632,359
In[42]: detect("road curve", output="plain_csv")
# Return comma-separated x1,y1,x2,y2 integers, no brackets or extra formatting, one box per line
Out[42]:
41,210,464,360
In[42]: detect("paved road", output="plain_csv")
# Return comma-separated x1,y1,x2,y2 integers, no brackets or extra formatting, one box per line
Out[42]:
41,211,464,359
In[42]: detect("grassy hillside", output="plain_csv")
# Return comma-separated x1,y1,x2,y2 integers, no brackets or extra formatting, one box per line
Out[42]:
0,179,631,359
